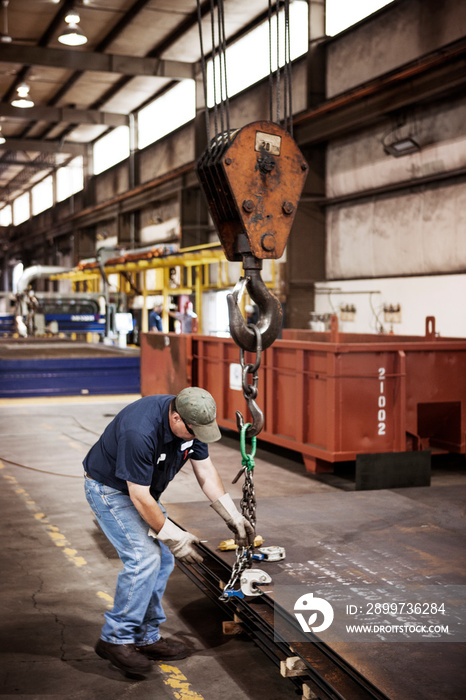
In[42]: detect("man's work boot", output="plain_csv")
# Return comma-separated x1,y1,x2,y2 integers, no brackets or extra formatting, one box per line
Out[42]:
136,637,189,661
95,639,152,676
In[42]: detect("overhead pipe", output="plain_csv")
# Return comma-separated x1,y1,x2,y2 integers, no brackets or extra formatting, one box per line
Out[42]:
16,265,72,294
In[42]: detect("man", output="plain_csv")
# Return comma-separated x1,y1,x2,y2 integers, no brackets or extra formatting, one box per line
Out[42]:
83,387,252,677
148,303,163,332
245,304,259,326
168,300,198,333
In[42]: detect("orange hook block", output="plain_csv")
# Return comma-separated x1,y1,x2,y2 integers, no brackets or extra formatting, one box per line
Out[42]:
196,121,308,261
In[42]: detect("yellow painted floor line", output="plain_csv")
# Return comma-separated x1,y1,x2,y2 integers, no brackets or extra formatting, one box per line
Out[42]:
0,459,205,699
1,464,88,569
158,664,205,700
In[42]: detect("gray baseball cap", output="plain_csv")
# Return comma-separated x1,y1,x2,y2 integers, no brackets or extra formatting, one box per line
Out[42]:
175,387,221,443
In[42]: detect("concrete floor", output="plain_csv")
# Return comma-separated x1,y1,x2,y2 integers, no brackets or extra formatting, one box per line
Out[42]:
1,395,465,699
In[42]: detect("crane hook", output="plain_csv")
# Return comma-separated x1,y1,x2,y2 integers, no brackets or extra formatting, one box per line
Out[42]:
227,263,283,353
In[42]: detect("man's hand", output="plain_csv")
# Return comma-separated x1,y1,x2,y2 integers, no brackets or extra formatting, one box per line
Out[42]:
210,493,254,546
152,519,203,565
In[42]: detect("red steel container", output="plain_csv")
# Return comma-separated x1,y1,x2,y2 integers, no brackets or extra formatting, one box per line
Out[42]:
141,317,466,473
140,332,193,396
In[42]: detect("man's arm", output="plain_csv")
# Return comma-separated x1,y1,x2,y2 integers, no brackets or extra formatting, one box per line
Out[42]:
190,456,226,502
127,481,166,531
127,481,202,564
191,457,254,546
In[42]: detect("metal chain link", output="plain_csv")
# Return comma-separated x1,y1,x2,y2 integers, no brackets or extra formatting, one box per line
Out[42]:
220,422,258,600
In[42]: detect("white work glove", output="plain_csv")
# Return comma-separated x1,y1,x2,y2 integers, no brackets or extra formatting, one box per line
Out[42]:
149,519,203,565
210,493,254,547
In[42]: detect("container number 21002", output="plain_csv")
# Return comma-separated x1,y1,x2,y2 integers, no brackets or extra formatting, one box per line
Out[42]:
378,367,387,436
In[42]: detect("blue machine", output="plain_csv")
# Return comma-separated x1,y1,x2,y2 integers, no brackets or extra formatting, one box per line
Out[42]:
0,297,106,336
0,354,140,398
0,315,16,334
38,298,106,334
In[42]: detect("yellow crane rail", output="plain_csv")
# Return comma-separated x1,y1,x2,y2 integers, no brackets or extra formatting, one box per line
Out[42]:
50,244,276,333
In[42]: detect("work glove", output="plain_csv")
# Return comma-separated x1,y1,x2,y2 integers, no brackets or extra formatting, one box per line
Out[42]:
210,493,254,547
149,519,203,565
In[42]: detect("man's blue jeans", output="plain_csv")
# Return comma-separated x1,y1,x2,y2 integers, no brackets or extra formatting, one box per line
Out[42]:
84,475,174,645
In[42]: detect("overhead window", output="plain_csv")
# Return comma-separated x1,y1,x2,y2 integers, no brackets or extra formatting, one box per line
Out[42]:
0,205,12,226
206,1,309,107
57,156,84,202
93,125,130,175
138,80,196,150
326,0,394,36
32,176,54,216
13,192,30,225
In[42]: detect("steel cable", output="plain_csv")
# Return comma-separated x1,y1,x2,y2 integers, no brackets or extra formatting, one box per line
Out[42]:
217,0,230,141
196,0,211,147
209,0,219,141
197,0,230,151
268,0,293,134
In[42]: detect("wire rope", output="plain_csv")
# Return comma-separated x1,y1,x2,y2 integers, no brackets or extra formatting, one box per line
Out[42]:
197,0,297,144
268,0,273,122
196,0,211,147
284,0,293,136
267,0,293,134
275,0,280,124
209,0,219,141
217,0,230,141
197,0,231,152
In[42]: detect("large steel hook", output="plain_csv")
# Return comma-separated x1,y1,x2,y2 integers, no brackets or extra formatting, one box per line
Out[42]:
227,263,283,353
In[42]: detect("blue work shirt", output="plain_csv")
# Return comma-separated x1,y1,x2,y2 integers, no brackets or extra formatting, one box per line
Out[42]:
83,395,209,500
148,310,162,331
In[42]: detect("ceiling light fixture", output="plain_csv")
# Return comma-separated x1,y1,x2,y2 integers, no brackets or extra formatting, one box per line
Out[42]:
11,82,34,108
0,126,5,145
58,10,87,46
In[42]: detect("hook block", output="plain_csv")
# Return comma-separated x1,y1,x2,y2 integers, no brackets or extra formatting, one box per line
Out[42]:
196,121,308,261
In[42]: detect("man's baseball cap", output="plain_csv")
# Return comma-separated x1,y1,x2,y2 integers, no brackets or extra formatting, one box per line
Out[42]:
175,387,221,443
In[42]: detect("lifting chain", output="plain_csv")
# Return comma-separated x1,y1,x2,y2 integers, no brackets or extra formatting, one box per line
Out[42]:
220,424,257,600
196,0,302,602
235,321,264,438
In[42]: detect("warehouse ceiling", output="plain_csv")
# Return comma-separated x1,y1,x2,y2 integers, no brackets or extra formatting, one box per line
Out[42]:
0,0,270,206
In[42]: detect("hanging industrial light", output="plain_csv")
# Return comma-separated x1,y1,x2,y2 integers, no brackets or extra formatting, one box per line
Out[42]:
0,125,5,145
383,136,420,158
11,82,34,108
58,9,87,46
382,113,421,158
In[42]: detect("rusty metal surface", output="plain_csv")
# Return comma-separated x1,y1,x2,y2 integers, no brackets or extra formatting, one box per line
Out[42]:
140,327,466,470
140,332,192,396
166,483,466,700
197,121,308,261
190,332,466,470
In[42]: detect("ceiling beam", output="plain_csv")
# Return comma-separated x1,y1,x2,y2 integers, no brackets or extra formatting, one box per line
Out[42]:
1,138,86,156
294,41,466,146
0,159,58,170
0,44,195,80
0,102,129,127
